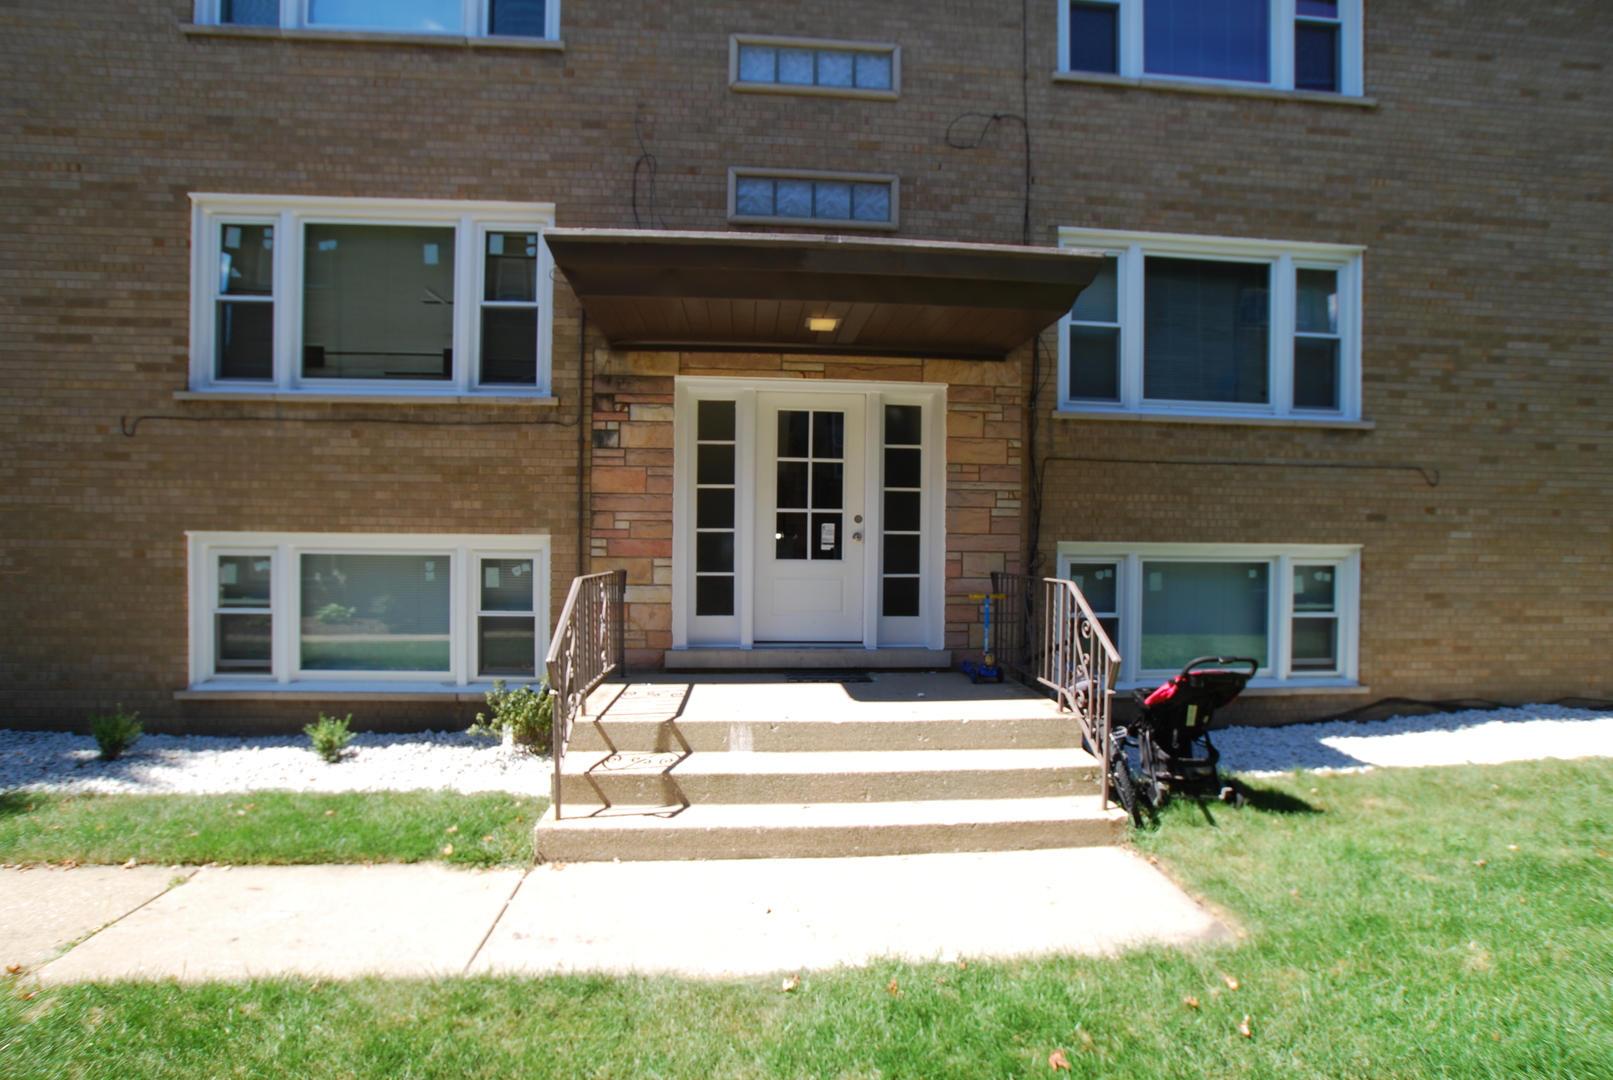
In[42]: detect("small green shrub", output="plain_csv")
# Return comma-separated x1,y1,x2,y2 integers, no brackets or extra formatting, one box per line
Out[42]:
90,706,142,761
472,679,553,751
305,713,354,763
314,603,356,624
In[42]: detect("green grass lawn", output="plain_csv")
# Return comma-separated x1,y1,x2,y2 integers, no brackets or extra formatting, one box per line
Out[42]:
3,758,1610,1078
0,790,545,868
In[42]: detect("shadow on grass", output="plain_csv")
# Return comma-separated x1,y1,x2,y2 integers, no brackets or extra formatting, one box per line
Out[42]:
1237,783,1322,815
0,791,35,819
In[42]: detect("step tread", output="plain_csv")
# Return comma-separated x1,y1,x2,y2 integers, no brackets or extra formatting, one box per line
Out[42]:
562,747,1101,777
540,796,1121,832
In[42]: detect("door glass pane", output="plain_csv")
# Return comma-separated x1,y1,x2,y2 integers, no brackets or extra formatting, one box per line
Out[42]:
1141,561,1268,670
698,399,736,441
883,577,920,618
299,554,450,671
812,411,845,458
696,487,735,529
883,534,920,575
302,224,455,380
1143,257,1269,404
1144,0,1270,83
811,462,844,509
811,513,843,561
488,0,546,37
480,558,534,612
696,532,735,573
478,616,535,676
308,0,462,32
697,443,735,485
885,447,921,488
775,512,808,560
778,410,810,458
884,490,921,531
1069,2,1119,74
695,575,735,617
776,461,809,508
885,404,922,446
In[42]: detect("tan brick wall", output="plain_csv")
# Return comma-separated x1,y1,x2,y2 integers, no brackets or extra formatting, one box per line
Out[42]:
2,1,1610,728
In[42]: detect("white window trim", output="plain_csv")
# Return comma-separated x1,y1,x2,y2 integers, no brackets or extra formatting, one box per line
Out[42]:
1058,541,1361,692
1056,227,1364,423
670,377,947,652
727,168,901,232
187,531,550,691
728,34,901,101
190,194,556,398
1055,0,1364,98
193,0,561,40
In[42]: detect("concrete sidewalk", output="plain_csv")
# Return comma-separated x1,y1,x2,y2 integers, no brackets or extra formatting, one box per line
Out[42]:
9,849,1233,984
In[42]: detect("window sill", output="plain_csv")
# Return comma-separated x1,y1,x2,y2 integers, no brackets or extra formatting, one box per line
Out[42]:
1054,409,1374,431
181,23,564,51
729,81,899,102
1051,70,1376,108
1118,679,1369,698
176,682,496,702
175,391,559,406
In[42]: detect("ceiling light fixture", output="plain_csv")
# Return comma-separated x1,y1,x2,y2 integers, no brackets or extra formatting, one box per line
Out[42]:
807,316,840,332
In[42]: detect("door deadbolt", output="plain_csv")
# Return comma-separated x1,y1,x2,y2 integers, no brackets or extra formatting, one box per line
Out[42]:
854,515,863,523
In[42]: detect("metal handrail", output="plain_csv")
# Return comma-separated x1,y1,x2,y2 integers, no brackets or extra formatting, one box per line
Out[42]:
544,569,626,820
993,572,1122,809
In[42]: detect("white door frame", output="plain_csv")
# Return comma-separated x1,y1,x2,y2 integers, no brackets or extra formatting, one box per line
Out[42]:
671,376,947,651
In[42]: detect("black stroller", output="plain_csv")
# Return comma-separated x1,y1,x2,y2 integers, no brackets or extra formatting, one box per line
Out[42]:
1108,656,1257,824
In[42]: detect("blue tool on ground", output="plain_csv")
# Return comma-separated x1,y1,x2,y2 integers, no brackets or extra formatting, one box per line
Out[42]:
958,592,1005,683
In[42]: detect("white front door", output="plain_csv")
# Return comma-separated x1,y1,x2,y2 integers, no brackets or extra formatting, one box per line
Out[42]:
752,391,867,642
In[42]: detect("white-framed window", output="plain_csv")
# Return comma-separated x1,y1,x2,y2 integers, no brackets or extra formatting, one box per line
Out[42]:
728,168,900,231
1057,542,1360,690
187,532,550,688
729,35,900,100
1058,227,1363,421
194,0,560,40
190,195,556,397
1056,0,1363,97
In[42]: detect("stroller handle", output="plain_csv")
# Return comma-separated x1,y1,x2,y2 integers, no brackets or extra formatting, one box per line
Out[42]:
1177,655,1259,679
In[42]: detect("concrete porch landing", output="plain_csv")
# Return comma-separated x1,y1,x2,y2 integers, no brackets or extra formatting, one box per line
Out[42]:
537,672,1126,862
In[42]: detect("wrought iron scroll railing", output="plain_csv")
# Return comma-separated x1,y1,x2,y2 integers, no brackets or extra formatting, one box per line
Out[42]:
992,571,1122,809
544,569,626,820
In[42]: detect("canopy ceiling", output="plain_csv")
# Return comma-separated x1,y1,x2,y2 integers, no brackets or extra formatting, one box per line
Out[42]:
543,229,1105,360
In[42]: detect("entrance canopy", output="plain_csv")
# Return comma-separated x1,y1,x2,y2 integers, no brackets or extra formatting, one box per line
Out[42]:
544,229,1106,360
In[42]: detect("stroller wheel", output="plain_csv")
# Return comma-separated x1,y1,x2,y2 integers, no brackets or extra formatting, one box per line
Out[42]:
1108,752,1145,828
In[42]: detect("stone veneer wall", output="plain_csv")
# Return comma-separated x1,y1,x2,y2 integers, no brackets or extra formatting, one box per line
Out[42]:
588,349,1029,666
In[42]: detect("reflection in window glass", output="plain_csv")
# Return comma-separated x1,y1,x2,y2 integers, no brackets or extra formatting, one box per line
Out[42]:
302,224,455,381
479,558,535,677
1291,564,1338,671
1141,561,1268,670
1144,0,1269,83
308,0,462,32
299,554,451,671
1066,561,1119,645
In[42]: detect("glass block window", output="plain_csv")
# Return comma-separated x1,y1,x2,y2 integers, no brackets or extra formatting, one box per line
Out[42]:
215,554,273,671
1291,564,1339,672
732,172,895,227
732,37,897,96
695,400,737,617
881,405,923,618
215,223,274,381
479,557,536,677
1141,561,1269,671
1142,257,1270,405
481,231,539,385
1294,268,1340,410
1068,256,1120,401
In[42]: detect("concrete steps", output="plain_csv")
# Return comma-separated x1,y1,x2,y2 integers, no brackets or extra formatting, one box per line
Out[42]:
533,674,1124,863
534,798,1126,862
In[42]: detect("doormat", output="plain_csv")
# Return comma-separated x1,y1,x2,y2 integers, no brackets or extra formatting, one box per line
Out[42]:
784,670,874,683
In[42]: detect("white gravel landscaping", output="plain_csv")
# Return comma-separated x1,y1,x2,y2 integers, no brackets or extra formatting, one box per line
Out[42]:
2,704,1610,796
1213,703,1613,775
0,730,551,797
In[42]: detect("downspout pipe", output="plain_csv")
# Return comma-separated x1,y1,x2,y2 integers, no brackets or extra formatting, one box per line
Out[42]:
576,306,589,581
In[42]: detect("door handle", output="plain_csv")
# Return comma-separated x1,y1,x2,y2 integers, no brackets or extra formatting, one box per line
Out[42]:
852,531,864,542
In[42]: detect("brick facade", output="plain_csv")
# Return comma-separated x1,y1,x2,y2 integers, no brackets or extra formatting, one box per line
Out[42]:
3,1,1610,730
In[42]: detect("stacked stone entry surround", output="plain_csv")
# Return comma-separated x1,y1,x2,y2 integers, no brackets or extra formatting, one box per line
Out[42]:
590,348,1027,666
